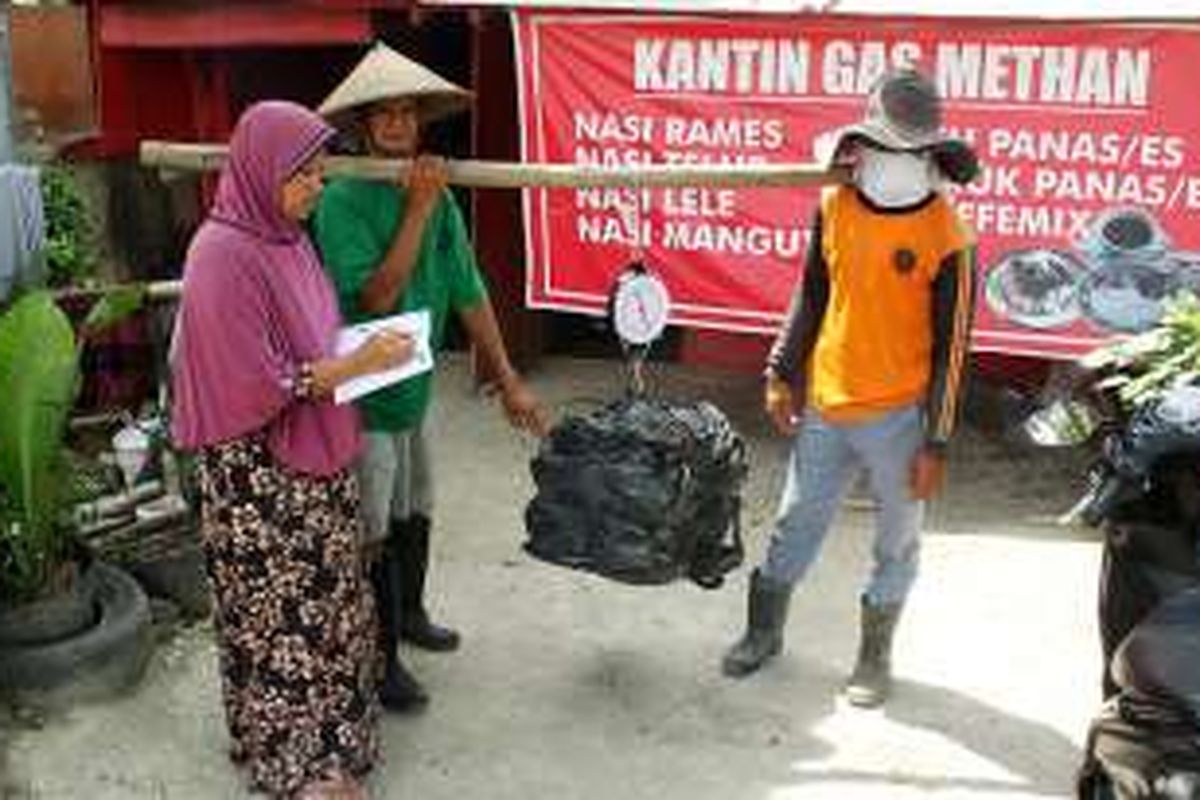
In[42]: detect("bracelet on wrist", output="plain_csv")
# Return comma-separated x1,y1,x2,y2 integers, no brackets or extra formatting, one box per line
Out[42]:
292,361,316,400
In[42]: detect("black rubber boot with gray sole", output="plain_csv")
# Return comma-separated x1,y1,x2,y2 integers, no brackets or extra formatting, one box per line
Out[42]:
844,596,903,708
722,569,794,678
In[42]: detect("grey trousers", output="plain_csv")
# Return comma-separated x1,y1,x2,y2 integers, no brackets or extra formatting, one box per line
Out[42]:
358,427,434,545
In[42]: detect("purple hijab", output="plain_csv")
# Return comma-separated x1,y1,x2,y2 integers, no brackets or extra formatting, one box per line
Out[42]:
171,100,360,476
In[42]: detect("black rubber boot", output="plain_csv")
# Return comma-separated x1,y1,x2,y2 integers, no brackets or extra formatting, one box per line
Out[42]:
394,515,461,652
844,596,903,708
368,556,428,712
722,569,794,678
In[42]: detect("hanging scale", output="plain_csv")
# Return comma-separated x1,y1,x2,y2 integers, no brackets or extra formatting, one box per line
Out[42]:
609,177,670,396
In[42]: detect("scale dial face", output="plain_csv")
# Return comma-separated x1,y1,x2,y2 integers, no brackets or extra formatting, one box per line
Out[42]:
612,271,671,346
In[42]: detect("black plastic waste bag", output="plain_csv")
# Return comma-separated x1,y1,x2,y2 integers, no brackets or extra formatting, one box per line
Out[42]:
524,397,747,589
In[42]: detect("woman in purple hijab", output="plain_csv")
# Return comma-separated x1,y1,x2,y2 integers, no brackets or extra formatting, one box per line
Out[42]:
171,100,410,800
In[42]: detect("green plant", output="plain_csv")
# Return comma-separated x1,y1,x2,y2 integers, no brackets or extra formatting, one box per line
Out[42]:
40,165,98,287
1082,293,1200,408
0,287,148,606
81,284,147,335
0,292,80,604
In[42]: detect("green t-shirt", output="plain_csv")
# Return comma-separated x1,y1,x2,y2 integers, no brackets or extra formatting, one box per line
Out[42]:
313,178,487,432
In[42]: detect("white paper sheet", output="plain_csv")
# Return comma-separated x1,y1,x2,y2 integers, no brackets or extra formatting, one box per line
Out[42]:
333,310,433,405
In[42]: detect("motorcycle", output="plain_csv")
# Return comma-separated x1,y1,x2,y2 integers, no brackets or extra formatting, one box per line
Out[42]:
1024,382,1200,799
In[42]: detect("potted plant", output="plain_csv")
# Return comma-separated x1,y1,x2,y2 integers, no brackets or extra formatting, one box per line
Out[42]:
0,289,152,704
0,292,88,629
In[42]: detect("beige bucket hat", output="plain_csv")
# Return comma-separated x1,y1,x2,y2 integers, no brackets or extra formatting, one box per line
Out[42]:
814,68,946,169
318,41,473,125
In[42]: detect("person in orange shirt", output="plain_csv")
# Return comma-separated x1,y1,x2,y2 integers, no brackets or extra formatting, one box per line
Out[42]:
722,69,979,708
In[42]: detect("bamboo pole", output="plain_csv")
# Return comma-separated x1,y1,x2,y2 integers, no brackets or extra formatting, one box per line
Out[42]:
54,280,183,302
139,140,846,189
133,139,844,303
145,280,183,301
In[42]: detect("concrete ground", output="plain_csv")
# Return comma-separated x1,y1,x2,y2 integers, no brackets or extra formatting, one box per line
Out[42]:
2,355,1102,799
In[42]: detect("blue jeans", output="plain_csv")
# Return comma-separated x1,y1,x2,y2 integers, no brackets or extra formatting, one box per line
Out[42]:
761,404,925,606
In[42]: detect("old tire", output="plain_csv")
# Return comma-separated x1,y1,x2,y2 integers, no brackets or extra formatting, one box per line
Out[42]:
128,539,211,622
0,562,152,706
0,566,96,646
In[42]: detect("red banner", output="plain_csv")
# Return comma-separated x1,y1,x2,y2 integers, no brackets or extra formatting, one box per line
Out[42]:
514,12,1200,359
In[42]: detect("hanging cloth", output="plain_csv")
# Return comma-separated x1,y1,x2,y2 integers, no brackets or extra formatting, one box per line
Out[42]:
0,164,45,302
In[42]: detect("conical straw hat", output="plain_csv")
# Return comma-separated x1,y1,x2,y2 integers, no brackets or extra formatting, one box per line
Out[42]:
318,42,472,125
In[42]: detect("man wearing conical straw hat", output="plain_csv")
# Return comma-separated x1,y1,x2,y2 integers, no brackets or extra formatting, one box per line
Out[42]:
313,42,548,713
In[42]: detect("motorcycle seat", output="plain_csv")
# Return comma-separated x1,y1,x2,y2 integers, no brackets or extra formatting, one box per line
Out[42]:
1112,586,1200,721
